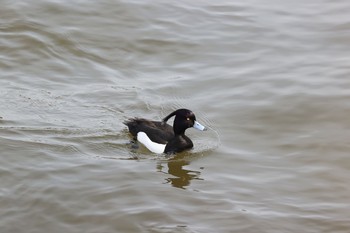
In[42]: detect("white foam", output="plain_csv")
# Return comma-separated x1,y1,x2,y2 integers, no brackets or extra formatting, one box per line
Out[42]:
137,132,166,154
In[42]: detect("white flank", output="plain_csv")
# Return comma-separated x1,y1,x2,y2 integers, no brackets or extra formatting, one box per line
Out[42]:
137,132,166,154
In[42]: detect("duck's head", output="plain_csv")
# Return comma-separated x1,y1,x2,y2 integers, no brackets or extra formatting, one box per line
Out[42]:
163,109,206,135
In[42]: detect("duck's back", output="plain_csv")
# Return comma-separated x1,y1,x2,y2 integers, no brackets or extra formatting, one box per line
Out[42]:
124,118,174,144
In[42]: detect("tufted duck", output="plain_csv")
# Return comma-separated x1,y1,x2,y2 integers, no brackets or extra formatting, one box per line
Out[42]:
124,109,206,154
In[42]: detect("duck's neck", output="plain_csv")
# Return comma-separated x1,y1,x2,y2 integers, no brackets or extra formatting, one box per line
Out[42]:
173,121,185,135
174,130,185,136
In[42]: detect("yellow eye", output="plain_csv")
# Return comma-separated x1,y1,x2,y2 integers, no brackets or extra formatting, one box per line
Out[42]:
186,118,190,121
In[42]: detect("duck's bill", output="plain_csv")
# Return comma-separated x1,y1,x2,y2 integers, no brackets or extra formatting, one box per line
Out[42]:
193,121,207,131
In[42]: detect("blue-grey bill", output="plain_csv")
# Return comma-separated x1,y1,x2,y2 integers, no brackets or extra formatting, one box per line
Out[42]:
193,121,206,131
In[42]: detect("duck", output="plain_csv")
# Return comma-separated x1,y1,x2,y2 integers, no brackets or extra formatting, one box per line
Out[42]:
124,109,206,154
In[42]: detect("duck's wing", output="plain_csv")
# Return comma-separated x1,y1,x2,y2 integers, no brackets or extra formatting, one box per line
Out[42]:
124,118,174,144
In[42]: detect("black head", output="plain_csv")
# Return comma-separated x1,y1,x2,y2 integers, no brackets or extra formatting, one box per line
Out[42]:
163,109,205,135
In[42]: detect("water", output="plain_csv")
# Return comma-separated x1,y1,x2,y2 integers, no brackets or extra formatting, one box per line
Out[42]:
1,0,350,232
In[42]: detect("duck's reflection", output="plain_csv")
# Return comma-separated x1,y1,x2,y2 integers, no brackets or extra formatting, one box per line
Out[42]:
157,154,203,189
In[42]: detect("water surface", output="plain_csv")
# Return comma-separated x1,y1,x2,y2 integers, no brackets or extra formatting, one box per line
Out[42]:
1,1,350,232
